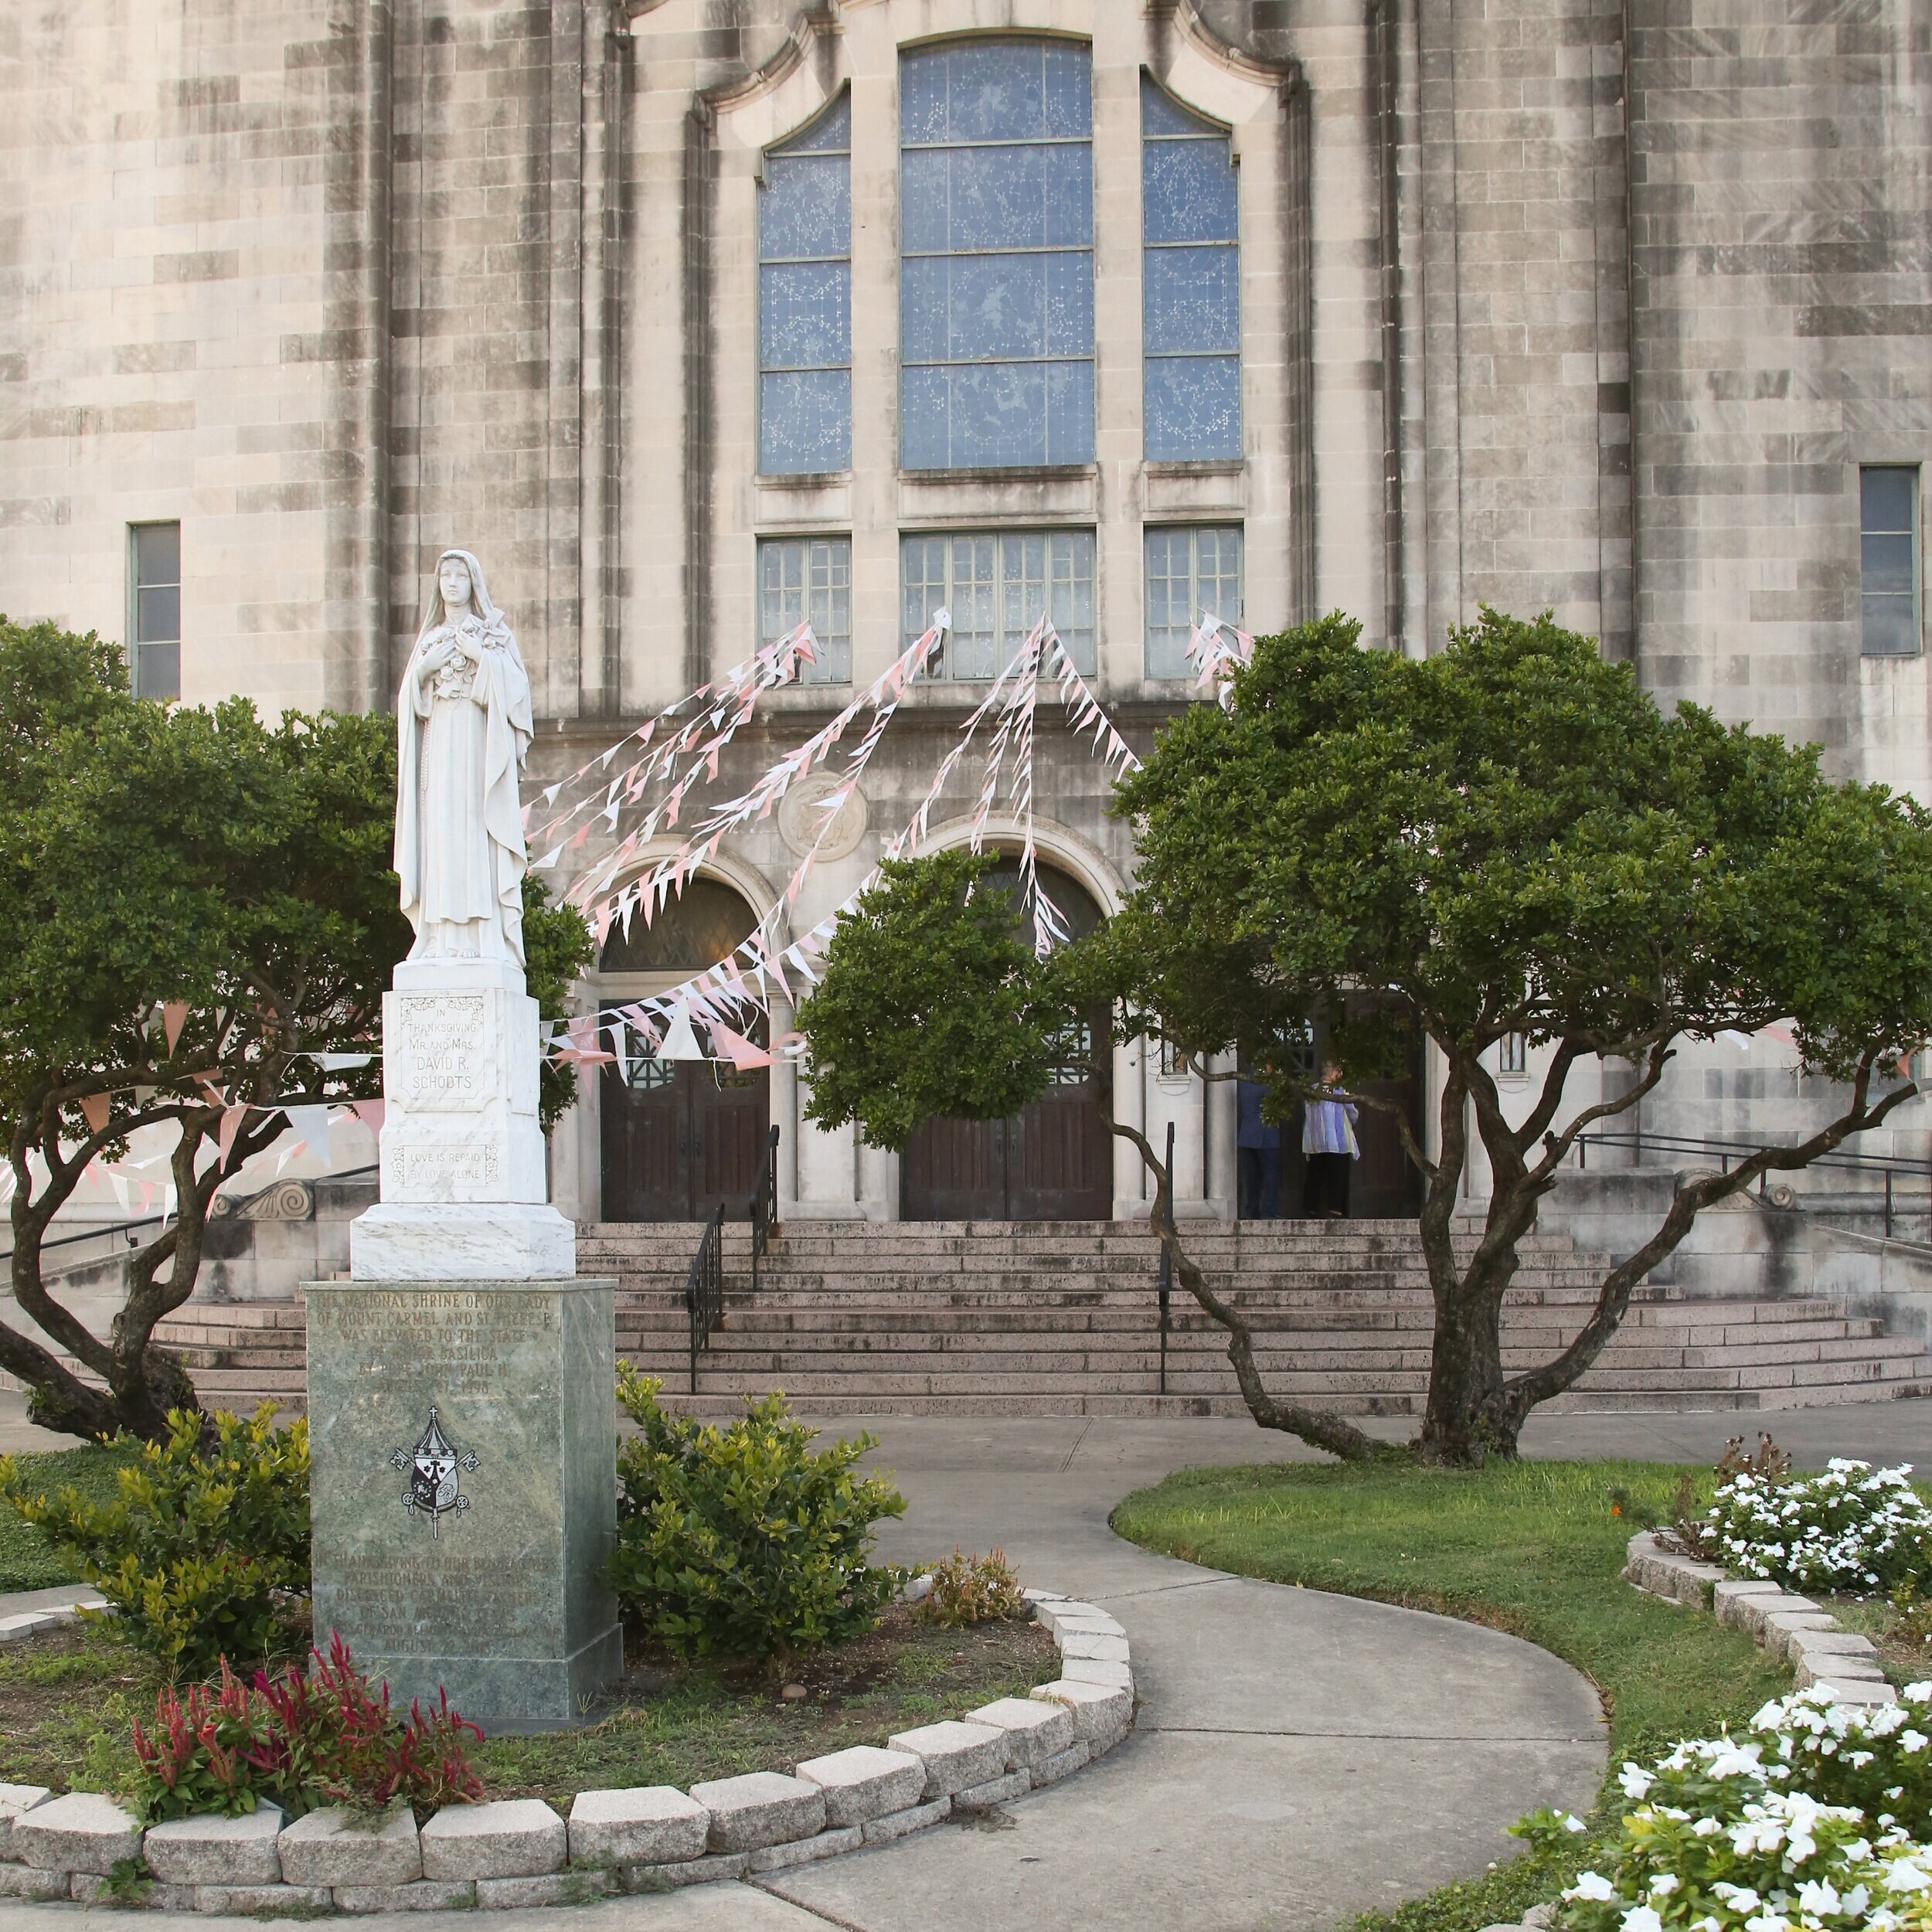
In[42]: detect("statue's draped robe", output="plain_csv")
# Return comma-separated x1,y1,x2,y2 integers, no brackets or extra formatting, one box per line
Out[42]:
395,593,533,965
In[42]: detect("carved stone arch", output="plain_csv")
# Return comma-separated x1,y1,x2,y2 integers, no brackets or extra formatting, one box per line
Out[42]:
590,843,785,1224
912,811,1130,921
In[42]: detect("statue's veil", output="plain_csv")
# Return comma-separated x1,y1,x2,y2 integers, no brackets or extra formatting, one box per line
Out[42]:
412,549,526,672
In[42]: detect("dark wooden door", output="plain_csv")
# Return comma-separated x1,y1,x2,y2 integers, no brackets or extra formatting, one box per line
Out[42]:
902,1019,1111,1222
601,1059,770,1221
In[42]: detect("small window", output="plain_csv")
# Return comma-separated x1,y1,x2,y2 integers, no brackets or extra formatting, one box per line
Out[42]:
1498,1032,1528,1078
129,522,181,700
760,93,852,475
902,529,1096,678
760,536,852,683
1142,77,1240,462
1158,1036,1186,1079
1861,465,1920,658
1145,526,1243,679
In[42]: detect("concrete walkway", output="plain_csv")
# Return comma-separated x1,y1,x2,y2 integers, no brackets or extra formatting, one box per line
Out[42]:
2,1399,1928,1930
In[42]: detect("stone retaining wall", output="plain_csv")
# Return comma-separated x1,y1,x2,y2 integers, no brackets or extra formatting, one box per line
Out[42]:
0,1588,1131,1912
1623,1530,1898,1709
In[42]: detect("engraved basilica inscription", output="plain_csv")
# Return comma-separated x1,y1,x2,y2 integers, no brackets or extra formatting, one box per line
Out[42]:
396,993,487,1111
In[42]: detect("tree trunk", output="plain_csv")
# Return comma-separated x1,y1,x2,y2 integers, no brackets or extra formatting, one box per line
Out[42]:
1417,1289,1512,1465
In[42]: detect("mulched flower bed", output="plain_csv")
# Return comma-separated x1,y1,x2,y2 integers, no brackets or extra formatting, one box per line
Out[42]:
0,1604,1056,1814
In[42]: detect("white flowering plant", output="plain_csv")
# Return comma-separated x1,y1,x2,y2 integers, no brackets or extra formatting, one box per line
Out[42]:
1704,1460,1932,1594
1535,1685,1932,1932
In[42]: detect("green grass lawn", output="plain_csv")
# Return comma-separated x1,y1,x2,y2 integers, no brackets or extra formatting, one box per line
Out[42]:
1112,1458,1791,1932
0,1441,134,1592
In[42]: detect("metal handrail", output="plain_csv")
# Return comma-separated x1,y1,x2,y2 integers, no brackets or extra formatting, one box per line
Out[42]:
1155,1120,1175,1397
684,1205,725,1395
0,1162,382,1269
1576,1131,1932,1240
748,1124,780,1294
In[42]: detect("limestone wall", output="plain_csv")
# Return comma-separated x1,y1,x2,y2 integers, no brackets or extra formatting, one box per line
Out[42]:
0,0,390,716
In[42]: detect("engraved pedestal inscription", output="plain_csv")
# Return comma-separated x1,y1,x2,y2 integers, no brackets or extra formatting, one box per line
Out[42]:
307,1281,621,1729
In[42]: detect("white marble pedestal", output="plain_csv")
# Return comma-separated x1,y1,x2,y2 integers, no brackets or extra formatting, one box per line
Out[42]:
318,951,618,1726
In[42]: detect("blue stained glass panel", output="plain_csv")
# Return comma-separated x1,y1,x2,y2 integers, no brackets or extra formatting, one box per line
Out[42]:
899,367,951,471
1145,245,1240,355
900,148,950,253
943,145,1049,251
759,369,851,474
760,261,850,369
1144,138,1238,244
900,39,1094,471
1145,356,1241,463
759,90,852,475
775,91,850,156
1044,143,1094,247
1044,361,1096,466
761,155,851,261
1043,42,1093,138
946,254,1046,362
1142,76,1240,461
948,39,1046,140
1044,252,1094,358
947,362,1046,468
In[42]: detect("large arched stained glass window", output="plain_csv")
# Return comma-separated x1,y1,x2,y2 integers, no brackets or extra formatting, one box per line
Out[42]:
900,39,1095,470
759,92,852,475
1142,77,1240,462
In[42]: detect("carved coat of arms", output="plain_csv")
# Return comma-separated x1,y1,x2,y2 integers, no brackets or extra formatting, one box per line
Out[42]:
389,1406,478,1539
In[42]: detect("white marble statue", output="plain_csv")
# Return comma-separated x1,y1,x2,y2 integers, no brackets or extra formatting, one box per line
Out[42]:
395,549,534,966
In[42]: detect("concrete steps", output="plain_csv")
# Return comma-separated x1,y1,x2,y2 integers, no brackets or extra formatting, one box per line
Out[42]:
51,1215,1917,1420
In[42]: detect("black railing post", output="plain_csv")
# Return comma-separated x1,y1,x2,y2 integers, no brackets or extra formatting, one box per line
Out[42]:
1886,1168,1894,1240
1156,1119,1175,1398
685,1205,725,1396
747,1124,780,1294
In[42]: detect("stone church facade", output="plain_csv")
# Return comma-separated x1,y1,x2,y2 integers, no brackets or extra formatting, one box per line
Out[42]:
2,0,1929,1225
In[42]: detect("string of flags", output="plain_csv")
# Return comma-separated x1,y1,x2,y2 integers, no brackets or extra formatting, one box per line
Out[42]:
535,611,1233,1078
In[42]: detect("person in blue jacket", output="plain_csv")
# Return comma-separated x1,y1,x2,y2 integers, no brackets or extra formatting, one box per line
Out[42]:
1236,1078,1281,1219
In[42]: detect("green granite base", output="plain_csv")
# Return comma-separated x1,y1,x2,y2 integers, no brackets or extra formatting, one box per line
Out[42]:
305,1277,621,1729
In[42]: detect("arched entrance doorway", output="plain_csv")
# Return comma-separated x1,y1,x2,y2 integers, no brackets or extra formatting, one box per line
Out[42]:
597,879,771,1221
901,859,1113,1221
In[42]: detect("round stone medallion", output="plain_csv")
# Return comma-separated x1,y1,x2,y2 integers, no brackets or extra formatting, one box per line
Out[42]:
778,773,869,861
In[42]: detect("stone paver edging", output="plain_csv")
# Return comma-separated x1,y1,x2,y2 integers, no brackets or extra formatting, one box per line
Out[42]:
1623,1530,1899,1709
0,1588,1132,1913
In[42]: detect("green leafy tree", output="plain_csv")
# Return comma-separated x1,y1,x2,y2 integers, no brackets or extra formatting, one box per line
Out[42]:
0,618,592,1442
799,611,1932,1466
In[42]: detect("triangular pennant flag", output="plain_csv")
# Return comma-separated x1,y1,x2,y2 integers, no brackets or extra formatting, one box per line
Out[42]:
285,1104,330,1165
219,1104,247,1168
162,1002,189,1055
350,1099,387,1137
80,1092,110,1134
705,1017,772,1071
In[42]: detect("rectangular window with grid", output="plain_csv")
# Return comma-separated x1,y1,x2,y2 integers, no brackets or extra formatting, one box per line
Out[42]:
129,522,181,700
899,39,1094,470
760,93,851,475
759,536,852,683
1498,1032,1528,1077
1861,464,1921,658
901,529,1096,678
1145,525,1243,679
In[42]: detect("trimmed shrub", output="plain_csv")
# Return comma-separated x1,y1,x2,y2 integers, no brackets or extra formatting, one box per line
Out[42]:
0,1403,309,1677
609,1366,906,1662
915,1547,1025,1628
